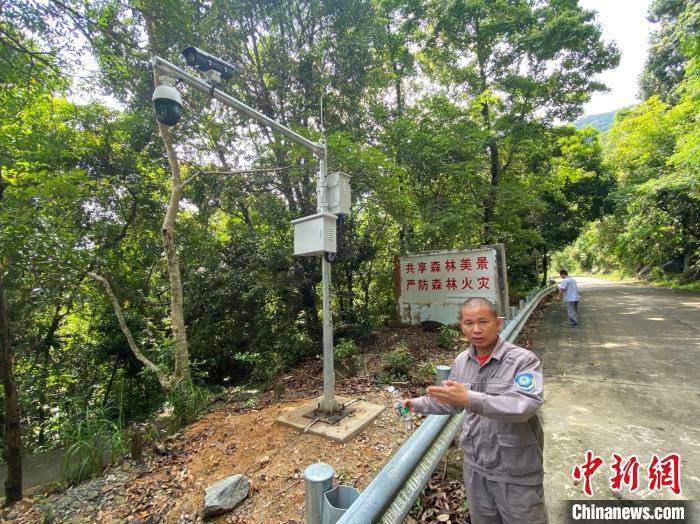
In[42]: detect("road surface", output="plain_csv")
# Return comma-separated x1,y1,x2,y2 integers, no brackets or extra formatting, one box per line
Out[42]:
533,277,700,522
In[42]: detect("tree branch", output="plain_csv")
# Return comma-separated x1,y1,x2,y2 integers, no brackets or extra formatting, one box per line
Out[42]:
87,272,171,391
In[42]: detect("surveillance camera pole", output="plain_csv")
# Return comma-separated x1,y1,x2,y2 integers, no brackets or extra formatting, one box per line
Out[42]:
152,56,339,414
316,146,339,414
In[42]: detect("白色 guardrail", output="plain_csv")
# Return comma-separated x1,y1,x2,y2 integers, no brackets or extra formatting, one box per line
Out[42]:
336,284,556,524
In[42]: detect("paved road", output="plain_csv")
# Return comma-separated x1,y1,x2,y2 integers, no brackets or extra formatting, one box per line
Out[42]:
3,277,697,516
532,277,700,522
0,446,64,497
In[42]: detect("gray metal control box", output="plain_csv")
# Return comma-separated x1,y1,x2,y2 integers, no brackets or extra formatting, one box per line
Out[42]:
292,212,337,256
327,172,351,215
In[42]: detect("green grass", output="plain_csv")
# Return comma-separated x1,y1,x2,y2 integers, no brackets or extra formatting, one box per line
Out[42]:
61,403,128,485
572,270,638,283
647,278,700,291
167,379,211,427
573,270,700,291
60,380,211,485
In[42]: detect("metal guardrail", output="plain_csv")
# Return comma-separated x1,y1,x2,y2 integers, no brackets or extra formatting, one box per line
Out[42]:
337,284,557,524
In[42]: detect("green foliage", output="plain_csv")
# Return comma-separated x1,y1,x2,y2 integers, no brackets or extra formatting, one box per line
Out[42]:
334,339,358,360
415,361,437,382
437,326,460,349
416,0,619,247
167,379,210,428
0,0,645,460
604,98,676,184
422,0,620,123
61,403,128,485
243,396,258,409
639,0,699,102
553,217,622,273
37,502,57,524
374,370,397,387
567,47,700,279
565,1,699,281
381,341,415,379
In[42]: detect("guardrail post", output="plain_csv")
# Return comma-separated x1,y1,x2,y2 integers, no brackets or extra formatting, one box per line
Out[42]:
305,463,334,524
436,365,451,386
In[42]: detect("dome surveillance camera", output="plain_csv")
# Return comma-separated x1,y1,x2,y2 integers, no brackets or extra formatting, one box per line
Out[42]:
152,78,182,126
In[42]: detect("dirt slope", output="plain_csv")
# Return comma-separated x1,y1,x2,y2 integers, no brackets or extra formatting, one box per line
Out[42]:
1,308,548,524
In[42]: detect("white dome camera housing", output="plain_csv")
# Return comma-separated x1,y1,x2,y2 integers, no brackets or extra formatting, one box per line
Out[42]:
152,78,182,126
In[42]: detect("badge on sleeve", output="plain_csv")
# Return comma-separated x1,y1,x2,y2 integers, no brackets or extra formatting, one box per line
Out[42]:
514,372,536,392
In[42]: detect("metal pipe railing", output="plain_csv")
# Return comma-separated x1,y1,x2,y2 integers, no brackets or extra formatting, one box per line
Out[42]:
378,414,463,524
333,414,452,523
337,284,556,523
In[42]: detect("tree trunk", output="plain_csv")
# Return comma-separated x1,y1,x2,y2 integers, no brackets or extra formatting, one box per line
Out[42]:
683,247,692,274
391,33,411,248
37,348,47,448
88,272,172,391
300,274,321,338
483,140,500,243
475,27,499,243
392,53,403,166
102,353,121,407
156,121,191,391
144,11,190,396
0,274,22,504
542,246,549,287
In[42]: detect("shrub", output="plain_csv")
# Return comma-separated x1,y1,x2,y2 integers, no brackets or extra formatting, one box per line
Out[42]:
382,341,414,378
438,326,461,349
415,361,437,381
374,370,395,386
334,339,358,360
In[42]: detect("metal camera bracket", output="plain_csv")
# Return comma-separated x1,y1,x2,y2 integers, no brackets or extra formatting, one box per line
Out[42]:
204,69,221,85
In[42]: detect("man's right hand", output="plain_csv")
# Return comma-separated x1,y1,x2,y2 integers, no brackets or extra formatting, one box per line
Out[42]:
402,399,415,412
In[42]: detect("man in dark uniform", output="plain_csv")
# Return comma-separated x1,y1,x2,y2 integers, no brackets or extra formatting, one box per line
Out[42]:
404,297,547,524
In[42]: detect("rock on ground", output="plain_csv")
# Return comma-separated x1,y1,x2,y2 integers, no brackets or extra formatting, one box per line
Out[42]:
202,473,249,517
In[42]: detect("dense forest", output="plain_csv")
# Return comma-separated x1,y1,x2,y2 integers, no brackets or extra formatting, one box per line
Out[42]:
558,0,699,278
0,0,697,502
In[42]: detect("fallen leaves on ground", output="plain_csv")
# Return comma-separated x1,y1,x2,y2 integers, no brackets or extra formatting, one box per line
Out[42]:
4,306,550,523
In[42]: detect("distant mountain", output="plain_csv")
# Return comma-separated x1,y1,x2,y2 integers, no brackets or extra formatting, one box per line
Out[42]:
572,110,618,133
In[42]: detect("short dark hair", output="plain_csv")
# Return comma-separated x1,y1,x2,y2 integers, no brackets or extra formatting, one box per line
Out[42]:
459,297,499,320
559,269,568,276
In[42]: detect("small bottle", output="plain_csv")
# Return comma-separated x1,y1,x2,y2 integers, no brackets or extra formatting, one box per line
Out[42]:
387,386,411,423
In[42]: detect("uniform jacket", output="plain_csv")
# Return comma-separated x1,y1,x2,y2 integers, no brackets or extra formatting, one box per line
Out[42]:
412,336,544,485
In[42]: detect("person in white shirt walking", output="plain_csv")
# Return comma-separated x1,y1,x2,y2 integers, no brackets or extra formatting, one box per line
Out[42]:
558,269,580,326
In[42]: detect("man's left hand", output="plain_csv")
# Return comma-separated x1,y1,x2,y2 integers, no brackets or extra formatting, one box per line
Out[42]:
426,380,469,407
